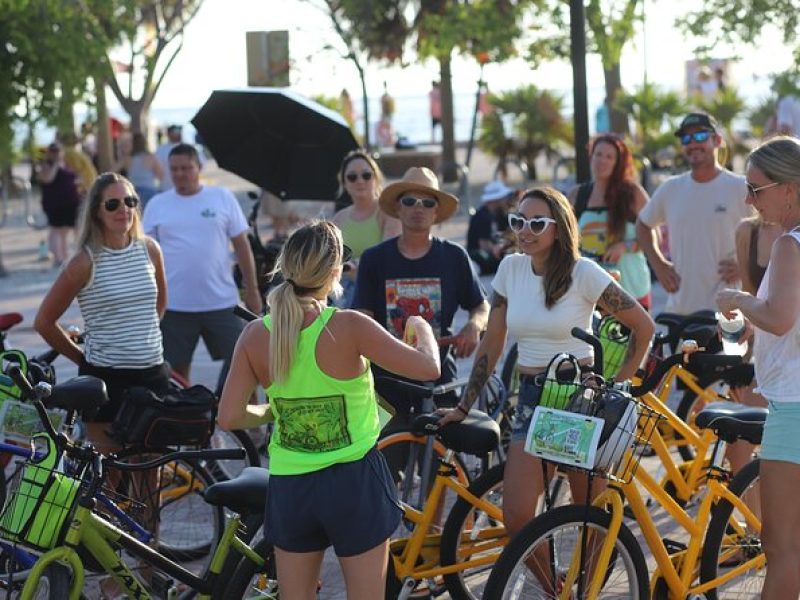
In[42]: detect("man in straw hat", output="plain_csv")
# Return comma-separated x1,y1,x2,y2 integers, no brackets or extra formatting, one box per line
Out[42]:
353,166,489,417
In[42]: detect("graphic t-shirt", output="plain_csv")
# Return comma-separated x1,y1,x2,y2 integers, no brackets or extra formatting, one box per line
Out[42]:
354,238,486,340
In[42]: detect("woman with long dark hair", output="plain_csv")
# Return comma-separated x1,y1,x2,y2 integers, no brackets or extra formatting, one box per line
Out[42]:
569,135,653,309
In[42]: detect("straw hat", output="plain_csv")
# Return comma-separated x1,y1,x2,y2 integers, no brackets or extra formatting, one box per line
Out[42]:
378,167,459,224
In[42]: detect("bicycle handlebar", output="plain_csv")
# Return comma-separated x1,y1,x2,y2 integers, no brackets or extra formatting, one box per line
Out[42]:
234,304,260,322
570,327,604,378
105,448,247,472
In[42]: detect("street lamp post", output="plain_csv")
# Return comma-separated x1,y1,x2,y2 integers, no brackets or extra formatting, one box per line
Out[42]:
570,0,590,184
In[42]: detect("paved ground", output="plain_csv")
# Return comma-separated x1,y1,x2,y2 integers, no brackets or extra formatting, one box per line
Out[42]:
0,147,677,599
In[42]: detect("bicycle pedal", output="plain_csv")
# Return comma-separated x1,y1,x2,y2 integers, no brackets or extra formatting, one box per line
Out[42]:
662,538,687,555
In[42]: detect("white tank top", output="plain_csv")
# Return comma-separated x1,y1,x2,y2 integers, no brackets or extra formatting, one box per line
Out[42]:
753,229,800,402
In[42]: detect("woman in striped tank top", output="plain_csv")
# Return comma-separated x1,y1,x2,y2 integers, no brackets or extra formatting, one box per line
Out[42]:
35,172,170,452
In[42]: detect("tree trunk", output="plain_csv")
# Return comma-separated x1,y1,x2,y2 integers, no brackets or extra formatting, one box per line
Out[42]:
439,54,458,182
357,63,370,151
604,63,628,135
94,76,114,173
128,102,150,136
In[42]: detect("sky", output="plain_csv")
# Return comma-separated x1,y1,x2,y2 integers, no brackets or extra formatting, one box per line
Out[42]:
121,0,795,113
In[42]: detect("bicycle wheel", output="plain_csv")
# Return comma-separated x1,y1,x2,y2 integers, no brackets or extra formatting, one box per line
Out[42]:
483,504,649,599
112,447,224,562
1,564,71,600
440,463,506,600
208,428,262,481
377,431,470,503
699,458,764,599
224,537,278,599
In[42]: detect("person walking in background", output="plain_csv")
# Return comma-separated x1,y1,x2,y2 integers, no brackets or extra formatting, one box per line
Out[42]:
119,132,164,208
438,187,654,592
380,81,395,123
353,166,489,421
34,172,169,451
715,136,800,599
467,180,516,275
218,221,440,599
570,135,652,309
340,88,355,129
59,131,98,196
332,150,401,307
636,112,752,316
429,81,442,143
37,143,82,267
143,143,262,393
154,124,183,191
595,98,611,134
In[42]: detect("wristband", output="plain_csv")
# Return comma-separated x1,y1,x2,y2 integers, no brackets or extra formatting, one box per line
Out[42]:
455,404,469,416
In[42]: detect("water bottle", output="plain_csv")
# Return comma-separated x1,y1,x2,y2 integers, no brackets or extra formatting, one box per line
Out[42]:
716,310,746,356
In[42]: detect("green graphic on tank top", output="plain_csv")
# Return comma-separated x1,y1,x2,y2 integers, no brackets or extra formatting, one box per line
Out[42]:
272,395,352,452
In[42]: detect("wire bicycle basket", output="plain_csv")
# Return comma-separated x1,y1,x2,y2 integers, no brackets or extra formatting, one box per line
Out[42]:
0,432,84,551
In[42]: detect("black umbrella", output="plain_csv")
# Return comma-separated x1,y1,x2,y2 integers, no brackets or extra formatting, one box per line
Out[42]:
192,89,358,201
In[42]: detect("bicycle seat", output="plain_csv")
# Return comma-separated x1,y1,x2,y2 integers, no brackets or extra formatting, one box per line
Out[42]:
0,312,23,333
411,410,500,456
203,466,269,515
694,401,767,445
45,376,108,413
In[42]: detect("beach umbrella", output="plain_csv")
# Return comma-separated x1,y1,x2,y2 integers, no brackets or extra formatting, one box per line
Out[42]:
192,89,358,201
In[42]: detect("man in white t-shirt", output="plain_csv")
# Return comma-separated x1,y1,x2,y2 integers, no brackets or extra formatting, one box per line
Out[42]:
637,112,752,315
143,144,262,391
154,125,184,192
777,94,800,136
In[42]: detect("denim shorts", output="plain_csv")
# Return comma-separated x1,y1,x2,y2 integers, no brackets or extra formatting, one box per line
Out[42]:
510,376,545,442
263,447,402,557
760,401,800,465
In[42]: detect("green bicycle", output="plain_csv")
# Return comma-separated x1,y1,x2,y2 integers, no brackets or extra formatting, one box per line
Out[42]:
2,366,275,600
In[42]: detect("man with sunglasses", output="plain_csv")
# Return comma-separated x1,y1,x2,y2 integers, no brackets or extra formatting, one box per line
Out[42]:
636,112,752,316
353,167,489,418
143,143,262,394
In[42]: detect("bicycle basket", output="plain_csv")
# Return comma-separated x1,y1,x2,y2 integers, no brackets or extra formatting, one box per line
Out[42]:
597,316,631,380
0,433,82,551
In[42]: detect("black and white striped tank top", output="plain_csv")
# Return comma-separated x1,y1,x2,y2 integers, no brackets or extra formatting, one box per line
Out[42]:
77,240,163,368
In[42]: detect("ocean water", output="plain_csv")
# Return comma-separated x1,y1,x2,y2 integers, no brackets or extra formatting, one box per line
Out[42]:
18,89,608,151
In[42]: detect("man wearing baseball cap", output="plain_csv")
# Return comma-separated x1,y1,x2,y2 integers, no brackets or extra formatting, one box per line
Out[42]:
636,112,752,315
467,180,516,274
353,166,489,418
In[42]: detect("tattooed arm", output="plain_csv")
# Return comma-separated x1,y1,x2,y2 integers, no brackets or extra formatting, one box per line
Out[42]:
438,292,509,425
596,281,655,381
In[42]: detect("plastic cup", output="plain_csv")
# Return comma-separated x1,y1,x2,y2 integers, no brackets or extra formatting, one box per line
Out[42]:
716,310,746,356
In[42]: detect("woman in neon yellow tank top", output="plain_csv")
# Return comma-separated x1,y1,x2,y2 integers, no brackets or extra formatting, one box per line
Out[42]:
219,220,440,598
332,150,401,307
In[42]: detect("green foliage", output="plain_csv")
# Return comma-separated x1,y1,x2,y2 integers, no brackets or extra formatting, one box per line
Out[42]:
615,84,687,161
585,0,641,68
677,0,800,50
478,85,573,167
694,87,746,133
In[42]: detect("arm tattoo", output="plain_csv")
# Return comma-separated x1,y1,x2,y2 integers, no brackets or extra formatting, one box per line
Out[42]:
599,282,636,313
461,354,491,411
491,292,507,311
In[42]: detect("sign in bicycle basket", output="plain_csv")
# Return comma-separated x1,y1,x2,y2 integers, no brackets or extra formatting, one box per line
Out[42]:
525,406,604,470
0,433,82,551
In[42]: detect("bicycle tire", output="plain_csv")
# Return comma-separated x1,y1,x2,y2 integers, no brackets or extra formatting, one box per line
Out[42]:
208,428,261,481
112,447,224,562
699,458,764,599
223,536,278,600
483,504,649,599
440,463,506,600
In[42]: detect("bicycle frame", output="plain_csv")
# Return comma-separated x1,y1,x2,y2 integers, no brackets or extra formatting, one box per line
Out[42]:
390,453,507,583
19,502,264,600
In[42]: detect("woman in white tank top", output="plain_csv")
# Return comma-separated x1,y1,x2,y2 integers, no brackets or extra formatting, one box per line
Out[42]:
717,136,800,599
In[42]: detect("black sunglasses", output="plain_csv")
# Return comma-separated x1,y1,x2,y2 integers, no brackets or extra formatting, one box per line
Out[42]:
103,196,139,212
399,196,438,209
345,171,373,183
679,130,713,146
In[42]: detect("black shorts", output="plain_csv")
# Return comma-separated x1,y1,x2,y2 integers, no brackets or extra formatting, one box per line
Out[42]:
263,447,402,557
78,359,171,422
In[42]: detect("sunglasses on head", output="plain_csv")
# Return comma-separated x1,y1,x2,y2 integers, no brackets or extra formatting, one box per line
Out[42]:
680,130,713,146
399,196,438,209
345,171,373,183
746,181,781,198
507,214,556,235
103,196,139,212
